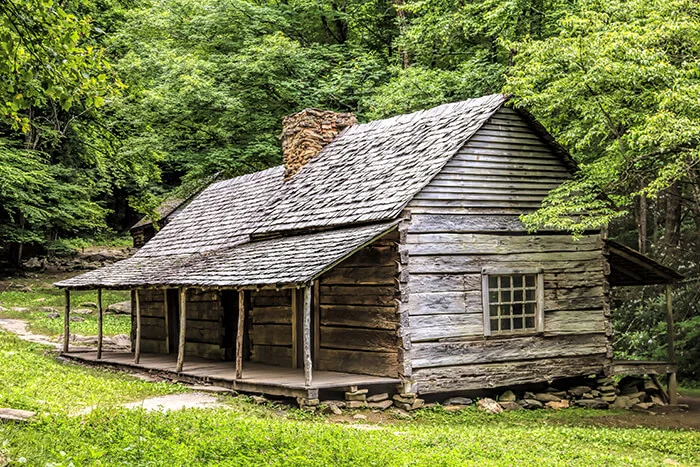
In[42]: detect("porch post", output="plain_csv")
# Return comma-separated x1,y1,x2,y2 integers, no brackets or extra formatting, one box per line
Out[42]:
665,284,678,404
302,285,312,387
291,288,298,368
97,288,103,360
176,287,187,372
134,289,142,364
63,289,70,353
235,290,245,379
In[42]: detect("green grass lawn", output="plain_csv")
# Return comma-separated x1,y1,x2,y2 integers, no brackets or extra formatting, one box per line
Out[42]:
0,278,131,337
0,331,698,467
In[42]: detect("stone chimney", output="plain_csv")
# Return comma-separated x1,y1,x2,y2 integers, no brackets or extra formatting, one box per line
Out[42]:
281,108,357,178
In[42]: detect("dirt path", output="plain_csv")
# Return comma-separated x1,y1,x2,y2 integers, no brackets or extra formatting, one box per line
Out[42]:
0,318,61,349
77,392,229,416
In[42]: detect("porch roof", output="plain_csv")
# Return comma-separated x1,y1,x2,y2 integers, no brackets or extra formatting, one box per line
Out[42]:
604,240,683,286
55,221,398,290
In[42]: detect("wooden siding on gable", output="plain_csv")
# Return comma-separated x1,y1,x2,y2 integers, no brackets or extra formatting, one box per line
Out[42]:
403,107,612,393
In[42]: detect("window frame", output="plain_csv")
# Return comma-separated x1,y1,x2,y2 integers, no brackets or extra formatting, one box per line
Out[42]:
481,267,545,337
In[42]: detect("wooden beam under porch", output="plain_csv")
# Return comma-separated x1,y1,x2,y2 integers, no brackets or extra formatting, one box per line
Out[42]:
62,350,400,399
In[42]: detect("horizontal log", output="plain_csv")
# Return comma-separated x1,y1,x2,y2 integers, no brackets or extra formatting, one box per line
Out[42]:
419,186,553,198
320,326,397,352
407,214,527,233
185,319,222,344
413,355,607,393
249,324,292,346
336,244,397,268
452,151,559,164
431,172,566,185
411,333,608,369
412,192,549,202
407,206,536,216
408,273,466,293
475,128,544,141
184,301,222,321
408,200,545,210
409,314,483,342
137,302,165,318
407,291,481,315
251,306,292,324
185,342,225,360
320,266,396,285
187,290,219,302
317,348,398,377
405,233,601,255
137,289,164,302
545,309,608,334
140,338,167,354
320,305,397,330
252,345,292,367
252,292,292,308
469,134,551,148
320,293,395,307
407,251,602,274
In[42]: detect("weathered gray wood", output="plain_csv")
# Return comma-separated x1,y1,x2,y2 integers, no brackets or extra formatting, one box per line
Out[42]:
405,234,601,255
666,284,678,404
291,288,298,368
407,251,602,274
313,279,320,367
544,309,607,334
183,301,222,321
407,291,482,315
176,287,187,372
408,214,527,233
236,290,245,379
320,305,397,330
134,289,142,364
320,266,396,285
303,286,312,386
536,273,545,333
163,289,169,353
252,345,292,367
320,326,397,352
97,288,103,360
413,356,606,393
140,338,167,354
63,289,70,353
408,273,466,292
250,324,292,347
411,334,608,369
250,306,292,324
410,314,483,342
184,342,224,360
611,360,677,376
317,348,398,377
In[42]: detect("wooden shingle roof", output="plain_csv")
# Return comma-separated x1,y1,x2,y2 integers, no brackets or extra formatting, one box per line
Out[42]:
57,94,509,289
55,221,398,289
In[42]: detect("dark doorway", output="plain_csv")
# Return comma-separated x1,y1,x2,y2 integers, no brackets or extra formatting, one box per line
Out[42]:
166,289,179,354
221,290,241,361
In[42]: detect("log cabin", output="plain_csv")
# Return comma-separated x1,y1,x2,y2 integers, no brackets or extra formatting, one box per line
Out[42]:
55,94,682,403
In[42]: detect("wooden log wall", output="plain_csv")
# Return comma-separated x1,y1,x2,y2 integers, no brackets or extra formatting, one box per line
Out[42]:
403,107,612,393
133,289,167,354
184,289,225,360
250,289,293,366
132,288,225,360
317,231,400,377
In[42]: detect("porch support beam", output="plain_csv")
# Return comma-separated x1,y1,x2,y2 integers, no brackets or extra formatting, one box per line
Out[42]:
665,284,678,404
97,288,103,359
63,289,70,353
302,285,312,387
134,289,142,364
235,290,245,379
176,287,187,373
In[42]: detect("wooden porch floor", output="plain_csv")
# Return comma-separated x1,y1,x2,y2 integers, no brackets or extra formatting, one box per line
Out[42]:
63,350,401,399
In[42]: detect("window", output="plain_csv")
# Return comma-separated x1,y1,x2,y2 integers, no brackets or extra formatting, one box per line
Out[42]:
481,269,544,336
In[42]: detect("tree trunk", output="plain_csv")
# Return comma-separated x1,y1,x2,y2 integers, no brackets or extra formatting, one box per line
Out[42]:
635,192,648,255
664,183,682,247
393,0,409,68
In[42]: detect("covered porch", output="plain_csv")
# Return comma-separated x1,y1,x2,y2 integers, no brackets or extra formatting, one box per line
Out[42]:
605,240,684,404
55,221,403,402
62,350,401,399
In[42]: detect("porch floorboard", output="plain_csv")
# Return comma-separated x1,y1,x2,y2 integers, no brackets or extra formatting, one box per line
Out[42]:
63,350,401,398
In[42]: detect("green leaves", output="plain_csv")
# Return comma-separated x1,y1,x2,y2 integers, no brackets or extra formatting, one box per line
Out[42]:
506,0,700,232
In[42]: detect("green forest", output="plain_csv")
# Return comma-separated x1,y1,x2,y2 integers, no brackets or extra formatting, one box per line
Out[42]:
0,0,699,381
